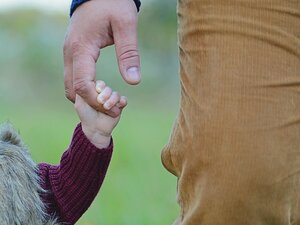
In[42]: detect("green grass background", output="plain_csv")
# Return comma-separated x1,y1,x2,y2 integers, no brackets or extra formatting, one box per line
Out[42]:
0,1,181,224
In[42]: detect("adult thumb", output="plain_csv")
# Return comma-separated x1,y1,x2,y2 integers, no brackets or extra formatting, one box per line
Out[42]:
113,16,141,85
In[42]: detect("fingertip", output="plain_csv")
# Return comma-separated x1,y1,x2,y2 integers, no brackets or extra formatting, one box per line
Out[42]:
118,96,128,108
121,96,128,103
125,67,141,85
97,94,105,104
103,102,112,110
96,80,106,93
96,85,102,93
103,92,120,110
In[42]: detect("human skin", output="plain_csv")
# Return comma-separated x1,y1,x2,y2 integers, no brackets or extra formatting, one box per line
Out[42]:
75,80,127,149
64,0,140,118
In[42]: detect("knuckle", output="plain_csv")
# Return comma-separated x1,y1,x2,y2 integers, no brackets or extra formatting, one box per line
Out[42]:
114,13,136,27
70,40,85,55
101,91,111,100
122,11,137,24
102,94,109,101
73,79,89,96
118,45,139,62
65,90,75,102
123,15,136,26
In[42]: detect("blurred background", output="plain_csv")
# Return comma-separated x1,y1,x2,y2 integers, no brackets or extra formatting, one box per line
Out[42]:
0,1,180,224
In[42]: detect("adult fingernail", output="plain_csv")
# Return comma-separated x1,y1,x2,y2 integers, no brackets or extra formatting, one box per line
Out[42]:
126,67,140,82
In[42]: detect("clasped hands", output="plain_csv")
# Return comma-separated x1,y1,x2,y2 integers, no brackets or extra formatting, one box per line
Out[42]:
63,0,141,117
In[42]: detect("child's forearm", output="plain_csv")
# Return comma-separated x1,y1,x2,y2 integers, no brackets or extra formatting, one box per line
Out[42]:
38,123,113,224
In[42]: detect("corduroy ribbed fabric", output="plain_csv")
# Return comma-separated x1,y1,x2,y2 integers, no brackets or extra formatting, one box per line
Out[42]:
39,123,113,224
161,1,300,225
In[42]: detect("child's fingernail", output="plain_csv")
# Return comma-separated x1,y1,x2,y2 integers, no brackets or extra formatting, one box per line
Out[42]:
104,102,110,109
126,67,140,82
96,85,102,93
97,95,104,104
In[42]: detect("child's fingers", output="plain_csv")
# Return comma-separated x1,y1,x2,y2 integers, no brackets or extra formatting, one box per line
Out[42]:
117,96,128,109
95,81,127,111
95,80,106,93
103,92,121,110
97,86,112,104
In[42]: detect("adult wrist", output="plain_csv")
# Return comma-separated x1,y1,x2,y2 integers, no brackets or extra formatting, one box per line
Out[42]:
70,0,141,17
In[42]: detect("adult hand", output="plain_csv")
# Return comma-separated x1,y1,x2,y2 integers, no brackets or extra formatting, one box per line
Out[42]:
63,0,140,117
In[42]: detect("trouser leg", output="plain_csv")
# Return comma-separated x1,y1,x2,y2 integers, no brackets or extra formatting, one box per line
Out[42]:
162,1,300,224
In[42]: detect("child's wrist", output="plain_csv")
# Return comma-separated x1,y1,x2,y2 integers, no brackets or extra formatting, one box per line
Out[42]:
82,125,111,149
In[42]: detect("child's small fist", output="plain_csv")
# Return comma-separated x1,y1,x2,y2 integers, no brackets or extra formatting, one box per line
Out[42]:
75,80,127,149
95,80,127,110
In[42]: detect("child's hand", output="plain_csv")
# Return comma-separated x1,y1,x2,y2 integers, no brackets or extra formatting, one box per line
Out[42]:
75,80,127,149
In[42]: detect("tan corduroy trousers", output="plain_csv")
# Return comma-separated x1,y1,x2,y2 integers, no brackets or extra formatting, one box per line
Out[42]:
161,1,300,224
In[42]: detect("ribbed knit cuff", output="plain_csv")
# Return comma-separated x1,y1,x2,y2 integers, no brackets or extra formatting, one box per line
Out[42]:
70,0,141,17
73,123,113,152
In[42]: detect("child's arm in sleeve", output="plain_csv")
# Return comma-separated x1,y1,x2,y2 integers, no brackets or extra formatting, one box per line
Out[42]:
38,80,126,224
38,123,113,224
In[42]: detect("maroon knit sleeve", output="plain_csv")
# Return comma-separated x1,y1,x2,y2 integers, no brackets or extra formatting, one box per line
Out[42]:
38,123,113,224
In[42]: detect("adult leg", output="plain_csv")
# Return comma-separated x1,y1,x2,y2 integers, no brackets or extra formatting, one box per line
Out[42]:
162,1,300,224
